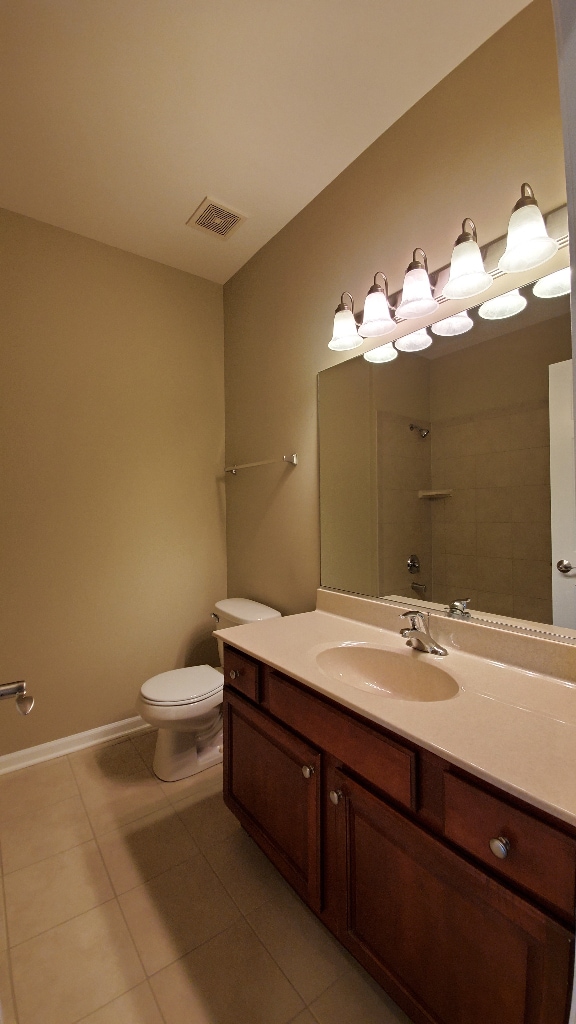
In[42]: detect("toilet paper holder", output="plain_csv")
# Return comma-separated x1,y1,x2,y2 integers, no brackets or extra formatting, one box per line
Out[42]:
0,680,34,716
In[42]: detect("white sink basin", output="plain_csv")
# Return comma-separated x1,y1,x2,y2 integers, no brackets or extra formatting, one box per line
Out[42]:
315,643,459,702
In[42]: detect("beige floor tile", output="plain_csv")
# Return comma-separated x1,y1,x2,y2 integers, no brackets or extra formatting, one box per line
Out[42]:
310,965,413,1024
204,827,290,913
175,790,241,849
5,839,114,945
119,853,240,974
81,770,170,836
131,730,158,770
70,739,151,789
0,794,92,873
76,981,164,1023
0,757,78,825
11,900,144,1024
150,918,304,1024
98,805,199,895
0,950,16,1024
159,762,224,804
248,887,352,1004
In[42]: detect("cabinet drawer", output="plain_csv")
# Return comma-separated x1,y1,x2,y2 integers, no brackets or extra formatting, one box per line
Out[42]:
223,647,260,702
444,773,576,917
265,670,415,810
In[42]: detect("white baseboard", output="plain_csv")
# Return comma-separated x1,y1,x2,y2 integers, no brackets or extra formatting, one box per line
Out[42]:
0,716,152,776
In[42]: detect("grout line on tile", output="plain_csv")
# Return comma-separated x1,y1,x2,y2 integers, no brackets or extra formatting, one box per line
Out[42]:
242,907,318,1010
0,841,20,1023
7,896,120,951
1,828,98,879
70,979,168,1024
84,804,155,1004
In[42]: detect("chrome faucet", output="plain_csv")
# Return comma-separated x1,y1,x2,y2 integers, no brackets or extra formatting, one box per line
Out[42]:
447,598,471,619
399,610,448,657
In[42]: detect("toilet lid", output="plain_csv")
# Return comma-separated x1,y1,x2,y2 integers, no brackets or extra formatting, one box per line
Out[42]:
141,665,223,706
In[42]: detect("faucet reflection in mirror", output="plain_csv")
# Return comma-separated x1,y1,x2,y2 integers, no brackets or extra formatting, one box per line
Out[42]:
328,182,561,351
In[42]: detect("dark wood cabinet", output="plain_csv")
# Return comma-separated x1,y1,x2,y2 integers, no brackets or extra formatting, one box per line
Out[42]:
223,687,322,910
222,646,575,1024
332,770,572,1024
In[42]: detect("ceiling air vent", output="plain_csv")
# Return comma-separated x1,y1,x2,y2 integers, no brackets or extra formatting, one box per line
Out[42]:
187,197,246,239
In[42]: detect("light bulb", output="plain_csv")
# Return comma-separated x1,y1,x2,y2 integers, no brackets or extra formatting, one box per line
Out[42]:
478,289,527,320
363,342,398,363
396,249,439,319
431,311,474,337
328,292,362,351
532,267,571,299
443,219,492,299
498,183,558,274
395,328,432,352
360,272,395,338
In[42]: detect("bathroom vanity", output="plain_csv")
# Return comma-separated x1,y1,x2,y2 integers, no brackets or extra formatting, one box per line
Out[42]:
217,596,576,1024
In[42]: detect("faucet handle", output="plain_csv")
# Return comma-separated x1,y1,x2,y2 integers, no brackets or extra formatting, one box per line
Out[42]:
399,609,425,630
448,598,471,619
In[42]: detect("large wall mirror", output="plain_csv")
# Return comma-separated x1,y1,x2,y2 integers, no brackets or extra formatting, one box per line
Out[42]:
319,264,575,634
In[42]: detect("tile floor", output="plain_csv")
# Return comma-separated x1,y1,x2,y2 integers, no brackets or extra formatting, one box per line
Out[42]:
0,730,413,1024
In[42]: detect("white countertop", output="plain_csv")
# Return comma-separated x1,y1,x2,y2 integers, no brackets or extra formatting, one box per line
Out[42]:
216,608,576,829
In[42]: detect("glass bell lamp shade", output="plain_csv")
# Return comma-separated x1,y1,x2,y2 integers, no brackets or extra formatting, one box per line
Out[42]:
431,311,474,337
396,249,439,320
478,289,527,320
359,273,395,338
328,292,362,351
533,267,571,299
443,219,492,300
498,183,558,274
395,328,432,352
363,342,398,363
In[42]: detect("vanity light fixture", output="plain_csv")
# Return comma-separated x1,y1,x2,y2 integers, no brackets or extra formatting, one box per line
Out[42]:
431,311,474,337
532,267,571,299
328,292,363,351
498,183,558,274
478,288,527,320
442,219,492,300
363,342,398,363
359,273,396,337
395,249,439,320
395,328,432,352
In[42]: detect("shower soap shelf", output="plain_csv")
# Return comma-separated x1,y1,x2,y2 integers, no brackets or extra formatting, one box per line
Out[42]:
418,489,452,500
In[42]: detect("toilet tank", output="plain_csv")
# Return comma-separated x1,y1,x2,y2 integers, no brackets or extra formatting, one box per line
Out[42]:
213,598,281,664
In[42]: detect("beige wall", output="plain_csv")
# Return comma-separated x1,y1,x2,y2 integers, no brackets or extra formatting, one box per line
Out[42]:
223,0,566,615
0,209,226,754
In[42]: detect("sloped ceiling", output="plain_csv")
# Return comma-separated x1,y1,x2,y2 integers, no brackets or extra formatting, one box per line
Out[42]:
0,0,532,283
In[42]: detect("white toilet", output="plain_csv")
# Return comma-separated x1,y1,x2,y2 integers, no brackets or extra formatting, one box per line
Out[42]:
137,598,281,782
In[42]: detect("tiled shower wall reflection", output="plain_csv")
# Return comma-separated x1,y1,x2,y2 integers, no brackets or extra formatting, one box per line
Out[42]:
429,401,551,621
378,412,432,600
376,315,571,622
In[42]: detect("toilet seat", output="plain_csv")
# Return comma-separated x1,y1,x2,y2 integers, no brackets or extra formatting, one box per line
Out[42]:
141,666,223,707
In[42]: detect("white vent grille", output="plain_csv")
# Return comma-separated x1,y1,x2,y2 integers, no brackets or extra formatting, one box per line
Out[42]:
187,198,245,239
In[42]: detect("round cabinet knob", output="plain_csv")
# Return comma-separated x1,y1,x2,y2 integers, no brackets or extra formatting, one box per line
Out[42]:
301,765,315,779
329,789,343,805
557,559,574,574
229,669,240,680
489,836,511,860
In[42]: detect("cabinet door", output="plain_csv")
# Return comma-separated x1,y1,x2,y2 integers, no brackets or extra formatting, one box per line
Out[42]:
332,771,573,1024
223,688,322,910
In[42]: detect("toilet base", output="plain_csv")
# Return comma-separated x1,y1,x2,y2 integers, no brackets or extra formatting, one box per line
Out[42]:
152,723,224,783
